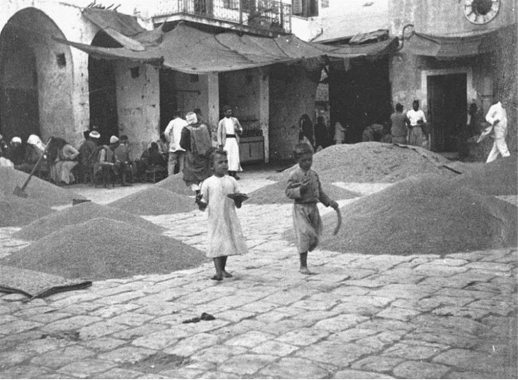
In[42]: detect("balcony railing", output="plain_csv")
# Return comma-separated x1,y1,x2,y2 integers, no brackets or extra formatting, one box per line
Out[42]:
148,0,292,34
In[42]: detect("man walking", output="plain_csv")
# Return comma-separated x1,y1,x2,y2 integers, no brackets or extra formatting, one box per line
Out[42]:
477,100,510,163
164,110,188,176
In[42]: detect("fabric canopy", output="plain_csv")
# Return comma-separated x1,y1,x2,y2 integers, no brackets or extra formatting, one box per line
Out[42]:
402,25,514,57
57,9,397,74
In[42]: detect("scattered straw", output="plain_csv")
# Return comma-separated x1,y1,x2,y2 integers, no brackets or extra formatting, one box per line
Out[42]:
2,218,208,281
14,202,165,241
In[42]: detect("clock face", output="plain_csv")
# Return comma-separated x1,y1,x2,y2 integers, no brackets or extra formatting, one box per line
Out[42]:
464,0,500,24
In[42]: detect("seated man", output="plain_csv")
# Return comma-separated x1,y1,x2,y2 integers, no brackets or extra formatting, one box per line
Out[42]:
136,142,167,182
362,122,385,142
113,135,136,186
91,143,118,187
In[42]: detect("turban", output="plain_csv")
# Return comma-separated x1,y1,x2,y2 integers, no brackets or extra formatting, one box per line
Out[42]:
89,131,100,139
109,136,119,144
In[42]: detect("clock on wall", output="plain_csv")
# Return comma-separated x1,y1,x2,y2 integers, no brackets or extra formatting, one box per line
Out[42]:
464,0,501,24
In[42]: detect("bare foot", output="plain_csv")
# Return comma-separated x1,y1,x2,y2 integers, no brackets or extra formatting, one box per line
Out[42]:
299,267,312,275
222,271,233,278
210,275,223,281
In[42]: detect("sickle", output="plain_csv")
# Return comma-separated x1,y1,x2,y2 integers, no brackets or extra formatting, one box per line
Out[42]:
333,208,342,235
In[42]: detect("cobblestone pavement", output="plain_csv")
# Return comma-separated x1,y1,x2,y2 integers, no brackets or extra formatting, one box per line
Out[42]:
0,170,516,379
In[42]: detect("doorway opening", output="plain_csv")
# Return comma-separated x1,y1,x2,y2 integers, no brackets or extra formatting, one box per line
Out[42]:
427,73,467,153
89,31,119,146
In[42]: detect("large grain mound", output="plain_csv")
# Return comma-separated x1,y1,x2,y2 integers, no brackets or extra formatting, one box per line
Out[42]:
269,143,458,183
107,186,197,215
13,202,164,241
2,218,208,281
247,180,360,205
285,174,517,255
449,156,517,196
0,195,55,227
0,167,86,206
156,173,193,196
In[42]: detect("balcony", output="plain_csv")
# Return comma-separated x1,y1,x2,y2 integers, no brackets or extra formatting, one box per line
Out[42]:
147,0,292,35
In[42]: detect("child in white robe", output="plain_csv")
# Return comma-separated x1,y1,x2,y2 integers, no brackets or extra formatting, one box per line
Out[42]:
197,149,248,281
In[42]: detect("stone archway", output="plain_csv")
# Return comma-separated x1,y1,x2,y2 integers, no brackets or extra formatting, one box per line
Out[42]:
0,8,74,144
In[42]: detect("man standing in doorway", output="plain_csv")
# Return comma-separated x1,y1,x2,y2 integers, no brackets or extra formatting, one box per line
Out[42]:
477,99,510,163
164,110,188,176
217,105,243,179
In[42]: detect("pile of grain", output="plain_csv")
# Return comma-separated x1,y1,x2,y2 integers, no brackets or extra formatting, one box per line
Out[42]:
0,167,86,207
247,181,360,205
156,173,194,196
14,202,164,241
450,156,517,196
1,218,208,281
107,187,197,215
286,174,517,255
0,194,54,227
269,143,458,183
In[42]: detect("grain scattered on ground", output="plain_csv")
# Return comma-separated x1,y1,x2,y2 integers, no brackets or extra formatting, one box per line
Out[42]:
13,202,165,241
107,186,197,215
1,218,208,281
0,167,86,206
285,174,517,255
269,142,460,183
247,180,360,205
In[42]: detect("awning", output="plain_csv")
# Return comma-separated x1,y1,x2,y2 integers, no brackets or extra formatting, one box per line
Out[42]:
56,9,398,74
402,24,515,57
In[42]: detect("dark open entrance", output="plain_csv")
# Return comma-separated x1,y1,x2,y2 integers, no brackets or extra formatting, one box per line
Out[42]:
329,56,392,143
89,32,119,145
159,69,177,132
427,73,467,153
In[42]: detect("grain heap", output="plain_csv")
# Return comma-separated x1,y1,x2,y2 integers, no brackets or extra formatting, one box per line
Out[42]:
0,167,86,207
0,194,54,227
247,180,360,205
156,173,193,196
14,202,164,241
269,142,458,183
449,155,517,195
107,186,197,215
309,174,518,255
2,218,207,281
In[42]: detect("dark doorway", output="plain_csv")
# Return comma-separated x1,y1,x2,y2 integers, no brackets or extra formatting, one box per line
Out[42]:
427,73,467,153
159,69,177,132
329,56,392,143
89,32,119,145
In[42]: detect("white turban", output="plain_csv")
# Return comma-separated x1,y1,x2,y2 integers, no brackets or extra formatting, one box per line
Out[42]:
186,112,198,125
89,131,100,139
109,136,119,144
11,137,22,144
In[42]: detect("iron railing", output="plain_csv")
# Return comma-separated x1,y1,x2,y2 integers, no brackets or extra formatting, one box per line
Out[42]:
150,0,292,34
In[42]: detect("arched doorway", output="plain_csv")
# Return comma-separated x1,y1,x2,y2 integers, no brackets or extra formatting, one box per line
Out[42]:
0,8,72,144
89,31,120,146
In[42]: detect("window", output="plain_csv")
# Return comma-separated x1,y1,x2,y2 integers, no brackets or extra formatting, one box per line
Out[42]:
131,67,140,78
56,53,66,68
292,0,318,17
223,0,239,9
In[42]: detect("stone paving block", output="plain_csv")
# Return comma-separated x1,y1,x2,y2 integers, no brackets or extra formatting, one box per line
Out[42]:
30,345,96,368
296,341,377,367
112,323,169,340
392,360,450,378
97,368,144,379
237,301,279,314
0,319,43,335
13,305,54,318
58,302,105,315
0,365,50,378
357,318,416,333
351,355,405,373
0,351,35,369
410,314,491,335
81,337,127,352
330,286,371,297
90,304,141,318
0,293,26,302
275,327,330,346
333,369,395,378
28,312,72,324
42,315,101,333
224,330,275,348
291,309,341,323
445,370,506,379
96,291,148,305
382,341,448,360
432,348,507,374
331,301,383,318
403,331,478,349
199,371,240,378
47,292,100,307
414,263,468,277
376,306,422,321
56,359,116,378
431,305,491,319
291,299,337,311
354,331,404,350
261,289,308,304
340,295,394,308
314,314,368,332
191,345,248,363
133,303,186,316
131,328,186,350
250,340,299,356
0,314,17,325
163,333,220,357
368,283,438,300
327,328,378,343
465,261,513,272
218,354,277,376
259,357,331,378
97,346,156,364
214,309,255,323
158,368,204,379
254,310,294,323
109,311,156,326
78,320,128,339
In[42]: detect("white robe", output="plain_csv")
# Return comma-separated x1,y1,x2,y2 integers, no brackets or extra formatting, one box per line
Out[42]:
200,175,248,258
